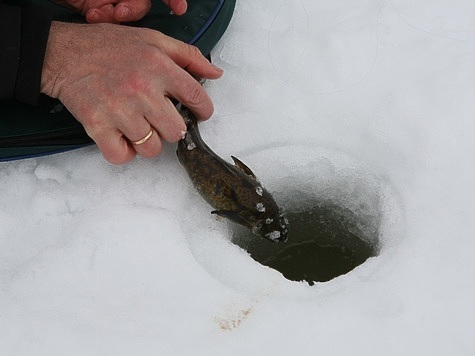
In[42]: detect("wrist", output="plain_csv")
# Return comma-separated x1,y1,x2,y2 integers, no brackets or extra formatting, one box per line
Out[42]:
41,21,93,99
41,21,69,98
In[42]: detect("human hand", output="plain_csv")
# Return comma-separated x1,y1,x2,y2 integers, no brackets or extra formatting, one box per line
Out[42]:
41,21,222,164
51,0,188,23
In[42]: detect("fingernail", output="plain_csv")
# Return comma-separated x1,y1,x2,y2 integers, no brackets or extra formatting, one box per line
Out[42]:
212,64,223,73
118,6,130,20
176,1,188,15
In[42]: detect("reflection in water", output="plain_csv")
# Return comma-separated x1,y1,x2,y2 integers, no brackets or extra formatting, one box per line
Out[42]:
232,204,378,285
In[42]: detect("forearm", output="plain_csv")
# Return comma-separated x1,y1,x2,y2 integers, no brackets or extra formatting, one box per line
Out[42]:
0,4,53,105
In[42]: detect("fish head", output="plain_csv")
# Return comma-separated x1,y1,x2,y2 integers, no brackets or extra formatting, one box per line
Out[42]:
247,188,289,242
206,156,290,242
212,196,289,242
237,184,288,242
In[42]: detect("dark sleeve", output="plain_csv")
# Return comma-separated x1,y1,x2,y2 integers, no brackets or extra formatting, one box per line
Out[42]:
0,4,53,105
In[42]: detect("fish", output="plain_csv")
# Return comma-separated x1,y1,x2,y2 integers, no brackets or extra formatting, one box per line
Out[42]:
176,105,289,242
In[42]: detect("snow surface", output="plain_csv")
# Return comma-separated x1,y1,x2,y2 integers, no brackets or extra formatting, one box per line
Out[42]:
2,0,475,354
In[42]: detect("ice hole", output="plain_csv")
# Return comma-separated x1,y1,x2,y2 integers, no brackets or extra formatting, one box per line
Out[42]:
229,145,401,285
184,145,402,289
232,201,378,285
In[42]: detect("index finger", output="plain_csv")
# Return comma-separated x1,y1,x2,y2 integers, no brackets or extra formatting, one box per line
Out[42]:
164,65,215,120
156,34,223,79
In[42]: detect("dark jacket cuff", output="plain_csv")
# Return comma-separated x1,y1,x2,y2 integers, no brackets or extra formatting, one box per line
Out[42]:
0,4,21,101
0,4,53,105
15,7,54,105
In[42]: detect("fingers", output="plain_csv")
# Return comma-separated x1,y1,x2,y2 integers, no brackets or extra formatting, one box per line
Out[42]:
116,115,162,159
157,41,222,120
162,0,187,15
146,34,223,120
86,4,118,23
146,97,186,142
160,38,224,80
93,130,137,164
166,69,215,120
85,0,151,23
129,128,163,159
94,98,184,163
114,0,152,22
91,122,162,164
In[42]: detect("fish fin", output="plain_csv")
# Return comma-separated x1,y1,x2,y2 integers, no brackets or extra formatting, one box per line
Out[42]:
231,156,257,179
211,210,253,228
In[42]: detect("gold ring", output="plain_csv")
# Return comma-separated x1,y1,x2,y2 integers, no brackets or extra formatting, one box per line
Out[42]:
132,129,153,145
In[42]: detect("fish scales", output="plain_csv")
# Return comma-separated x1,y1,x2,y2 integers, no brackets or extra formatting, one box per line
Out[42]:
176,106,288,242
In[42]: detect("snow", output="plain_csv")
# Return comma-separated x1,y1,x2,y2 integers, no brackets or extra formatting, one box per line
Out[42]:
2,0,475,354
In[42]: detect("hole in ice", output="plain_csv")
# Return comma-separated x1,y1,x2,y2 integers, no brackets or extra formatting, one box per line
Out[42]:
185,145,401,289
231,202,378,285
225,145,399,286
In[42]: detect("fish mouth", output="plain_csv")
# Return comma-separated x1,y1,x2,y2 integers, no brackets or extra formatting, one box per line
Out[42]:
251,212,289,242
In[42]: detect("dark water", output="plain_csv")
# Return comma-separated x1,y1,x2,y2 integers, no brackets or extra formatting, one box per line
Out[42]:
231,204,378,285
